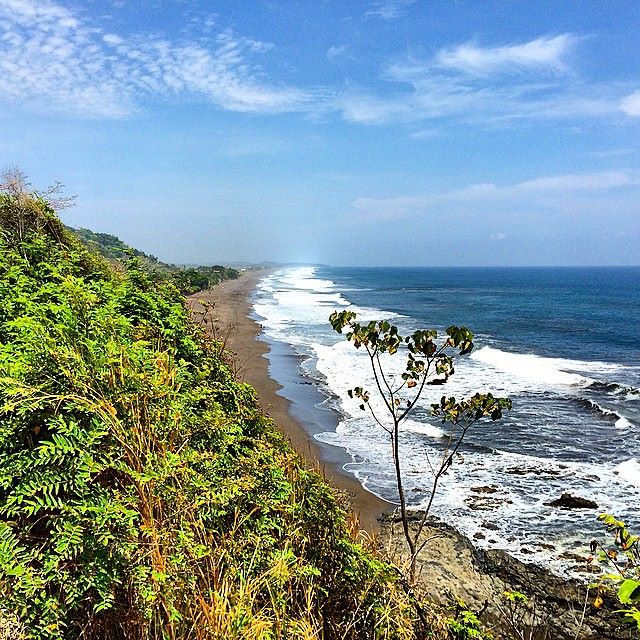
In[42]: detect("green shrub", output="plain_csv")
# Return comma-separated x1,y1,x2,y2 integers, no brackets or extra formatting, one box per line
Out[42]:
0,186,418,639
593,514,640,630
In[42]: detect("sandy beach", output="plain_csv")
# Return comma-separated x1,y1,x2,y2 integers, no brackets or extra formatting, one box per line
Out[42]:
188,269,389,531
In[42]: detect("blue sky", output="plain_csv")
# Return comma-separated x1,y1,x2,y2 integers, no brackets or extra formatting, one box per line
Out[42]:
1,0,639,266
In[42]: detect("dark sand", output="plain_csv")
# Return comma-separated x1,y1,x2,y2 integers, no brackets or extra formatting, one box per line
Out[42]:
188,270,389,531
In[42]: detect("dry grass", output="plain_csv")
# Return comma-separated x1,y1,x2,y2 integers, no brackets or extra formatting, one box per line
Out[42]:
0,612,26,640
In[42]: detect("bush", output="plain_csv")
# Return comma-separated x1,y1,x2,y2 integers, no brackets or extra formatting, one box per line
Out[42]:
593,514,640,630
0,185,418,639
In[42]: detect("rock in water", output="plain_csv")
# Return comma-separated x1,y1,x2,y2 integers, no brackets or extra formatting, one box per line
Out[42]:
544,493,598,509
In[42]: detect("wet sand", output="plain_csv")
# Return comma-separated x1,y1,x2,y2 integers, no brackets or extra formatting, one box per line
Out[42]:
187,270,389,531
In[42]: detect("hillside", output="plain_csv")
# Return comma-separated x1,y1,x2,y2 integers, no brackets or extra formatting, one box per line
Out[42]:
70,226,241,295
0,183,452,639
70,227,166,265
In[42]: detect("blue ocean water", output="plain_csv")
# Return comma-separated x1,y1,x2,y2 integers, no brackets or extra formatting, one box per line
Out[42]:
253,266,640,575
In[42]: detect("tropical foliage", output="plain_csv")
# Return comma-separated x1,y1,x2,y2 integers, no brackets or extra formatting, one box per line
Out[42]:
0,181,422,639
71,226,240,294
592,514,640,630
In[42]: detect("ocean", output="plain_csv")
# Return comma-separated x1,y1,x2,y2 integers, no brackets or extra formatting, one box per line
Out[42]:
252,266,640,576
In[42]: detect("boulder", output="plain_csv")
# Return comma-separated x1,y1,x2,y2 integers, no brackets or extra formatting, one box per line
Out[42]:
544,493,598,509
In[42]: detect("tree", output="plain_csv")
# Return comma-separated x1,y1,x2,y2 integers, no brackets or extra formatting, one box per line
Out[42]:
0,168,74,251
329,310,511,583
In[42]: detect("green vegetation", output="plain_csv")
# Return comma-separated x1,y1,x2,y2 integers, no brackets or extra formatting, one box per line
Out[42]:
329,311,511,583
7,176,634,640
70,226,240,295
593,514,640,629
0,181,428,638
71,227,166,265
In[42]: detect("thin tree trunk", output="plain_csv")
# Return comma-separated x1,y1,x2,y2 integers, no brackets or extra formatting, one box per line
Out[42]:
392,425,416,583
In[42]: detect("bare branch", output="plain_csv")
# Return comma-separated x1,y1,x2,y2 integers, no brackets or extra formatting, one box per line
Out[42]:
36,181,77,210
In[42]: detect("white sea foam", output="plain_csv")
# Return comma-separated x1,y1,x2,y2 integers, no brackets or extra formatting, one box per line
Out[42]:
616,459,640,487
254,266,402,349
578,398,634,429
253,266,640,578
402,420,445,438
470,346,624,389
339,437,640,576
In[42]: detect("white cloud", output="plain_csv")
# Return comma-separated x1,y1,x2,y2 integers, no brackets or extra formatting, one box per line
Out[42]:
620,90,640,116
0,0,314,118
436,35,578,75
409,128,442,139
337,34,629,125
326,45,348,62
336,79,618,126
334,91,416,124
366,0,415,20
102,33,123,46
587,148,634,158
507,170,634,193
352,170,639,220
0,2,636,130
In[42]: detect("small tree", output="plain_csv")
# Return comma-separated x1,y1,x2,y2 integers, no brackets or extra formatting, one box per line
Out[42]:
330,310,511,582
0,168,74,252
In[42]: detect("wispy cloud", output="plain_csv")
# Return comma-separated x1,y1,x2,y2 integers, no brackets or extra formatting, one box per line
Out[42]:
352,170,640,220
587,148,634,158
326,44,349,62
366,0,415,20
0,0,314,118
408,128,443,139
435,35,578,75
0,2,638,130
620,90,640,117
336,34,633,125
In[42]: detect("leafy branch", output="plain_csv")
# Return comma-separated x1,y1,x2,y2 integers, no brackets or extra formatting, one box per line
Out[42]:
591,514,640,629
330,310,511,584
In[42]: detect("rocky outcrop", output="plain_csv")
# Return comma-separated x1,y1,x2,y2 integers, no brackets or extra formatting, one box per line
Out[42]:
378,511,635,640
544,493,599,509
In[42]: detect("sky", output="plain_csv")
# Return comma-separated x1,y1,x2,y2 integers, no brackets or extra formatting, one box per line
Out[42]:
1,0,639,266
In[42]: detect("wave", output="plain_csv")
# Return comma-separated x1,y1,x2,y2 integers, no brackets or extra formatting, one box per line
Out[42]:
575,398,634,429
471,346,592,386
589,380,640,399
255,267,403,340
615,458,640,488
402,419,445,439
470,345,628,389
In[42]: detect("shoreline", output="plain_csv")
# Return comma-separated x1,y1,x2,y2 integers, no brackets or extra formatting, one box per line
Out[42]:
187,270,632,639
187,269,389,531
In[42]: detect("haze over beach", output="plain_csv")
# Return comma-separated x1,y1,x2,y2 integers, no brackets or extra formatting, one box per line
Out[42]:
2,1,640,638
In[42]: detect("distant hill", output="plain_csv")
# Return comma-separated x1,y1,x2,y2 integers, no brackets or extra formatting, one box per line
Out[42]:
70,227,172,270
69,226,240,294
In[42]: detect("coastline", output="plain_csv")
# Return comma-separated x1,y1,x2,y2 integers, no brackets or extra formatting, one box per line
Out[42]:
187,270,632,639
187,269,389,531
